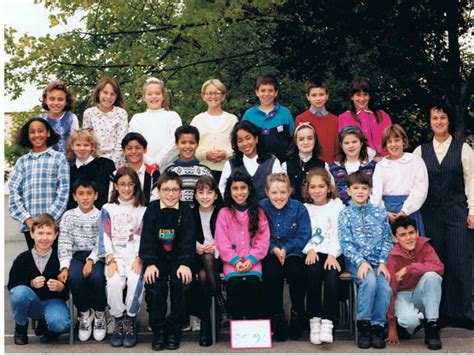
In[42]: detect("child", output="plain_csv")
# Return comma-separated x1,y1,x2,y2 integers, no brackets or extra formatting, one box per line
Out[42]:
282,122,327,202
295,78,339,164
338,171,393,349
41,80,79,153
8,214,70,345
165,125,213,202
242,74,294,163
8,117,70,249
83,77,128,168
338,77,392,156
302,168,345,345
129,77,182,169
386,216,443,350
97,167,146,348
371,124,428,234
66,129,116,210
139,172,195,351
215,172,270,320
57,178,107,342
219,120,283,200
190,79,238,182
259,173,311,341
329,126,377,205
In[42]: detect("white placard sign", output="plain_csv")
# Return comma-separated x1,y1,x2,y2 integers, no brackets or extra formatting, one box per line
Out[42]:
230,319,272,349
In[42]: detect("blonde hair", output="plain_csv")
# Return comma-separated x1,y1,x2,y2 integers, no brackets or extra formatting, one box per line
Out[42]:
67,129,101,160
265,172,292,193
143,77,169,110
201,79,227,96
302,167,338,204
381,124,409,151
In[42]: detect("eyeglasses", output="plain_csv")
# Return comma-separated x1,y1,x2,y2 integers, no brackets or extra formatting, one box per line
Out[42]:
117,182,136,188
160,187,181,194
204,92,222,97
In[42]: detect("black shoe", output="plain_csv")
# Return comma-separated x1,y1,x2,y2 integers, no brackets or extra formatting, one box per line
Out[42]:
123,316,138,348
14,323,28,345
166,331,181,350
396,323,412,340
199,317,213,347
110,316,124,347
288,310,303,340
425,321,442,350
34,319,47,336
356,320,371,349
39,329,61,343
451,318,474,330
370,324,386,349
271,313,287,342
151,329,166,351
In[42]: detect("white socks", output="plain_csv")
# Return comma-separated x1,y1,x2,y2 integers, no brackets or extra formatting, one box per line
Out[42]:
310,317,334,344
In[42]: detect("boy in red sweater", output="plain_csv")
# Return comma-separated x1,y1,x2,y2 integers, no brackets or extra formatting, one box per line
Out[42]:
295,79,338,164
386,216,444,350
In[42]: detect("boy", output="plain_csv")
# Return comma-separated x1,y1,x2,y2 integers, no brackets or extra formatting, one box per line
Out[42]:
57,178,107,342
140,172,196,351
386,216,444,350
8,214,71,345
295,79,339,164
165,125,213,202
242,74,294,164
338,171,393,349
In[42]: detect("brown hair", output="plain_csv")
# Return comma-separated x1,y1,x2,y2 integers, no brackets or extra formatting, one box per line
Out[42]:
305,78,329,95
92,77,124,108
381,124,409,151
347,171,373,188
338,126,369,165
302,167,338,204
41,80,75,111
348,76,383,124
110,167,145,207
256,74,278,91
66,129,101,160
31,213,59,233
143,77,169,110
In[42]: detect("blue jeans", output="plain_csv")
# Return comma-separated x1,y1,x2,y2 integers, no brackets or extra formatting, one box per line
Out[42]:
346,260,392,326
9,285,70,333
395,272,442,334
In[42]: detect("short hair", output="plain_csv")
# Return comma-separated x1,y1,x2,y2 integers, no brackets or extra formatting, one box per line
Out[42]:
121,132,148,149
175,124,200,144
265,172,292,192
256,74,278,91
143,77,169,110
391,216,418,235
381,124,409,151
305,78,329,95
41,80,75,111
201,79,227,96
91,77,124,108
302,167,338,203
31,213,58,233
15,117,60,149
157,171,183,190
428,102,454,124
67,129,101,160
347,171,372,188
110,167,145,207
72,177,97,194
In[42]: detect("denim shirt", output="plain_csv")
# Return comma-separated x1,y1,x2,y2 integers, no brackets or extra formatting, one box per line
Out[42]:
259,198,311,258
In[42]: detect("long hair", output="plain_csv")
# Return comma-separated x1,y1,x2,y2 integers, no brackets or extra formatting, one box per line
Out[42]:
92,77,124,108
348,77,383,124
110,167,145,207
337,125,369,165
41,80,75,112
15,117,60,149
287,122,322,158
230,120,270,166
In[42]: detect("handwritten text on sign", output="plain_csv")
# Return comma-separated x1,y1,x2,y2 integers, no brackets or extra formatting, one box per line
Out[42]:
230,319,272,349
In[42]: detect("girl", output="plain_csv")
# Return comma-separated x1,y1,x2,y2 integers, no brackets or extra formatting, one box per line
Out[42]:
66,129,116,210
219,120,283,200
190,79,238,182
215,172,270,320
40,80,79,153
129,77,182,170
259,173,311,341
8,117,69,249
83,77,128,168
302,167,345,345
282,122,327,202
338,77,392,156
371,124,428,234
97,167,146,348
329,126,377,205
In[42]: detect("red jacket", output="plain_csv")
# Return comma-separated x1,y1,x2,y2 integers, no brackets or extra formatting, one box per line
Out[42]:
386,237,444,326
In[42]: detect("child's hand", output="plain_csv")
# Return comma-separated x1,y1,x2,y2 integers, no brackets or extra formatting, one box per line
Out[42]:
58,268,68,283
378,263,391,281
196,243,205,255
324,255,341,271
240,260,253,273
357,262,373,280
47,279,65,292
25,218,33,231
385,323,400,344
107,261,118,278
467,215,474,229
82,260,93,278
144,265,160,284
305,250,318,265
204,244,215,254
395,267,406,282
273,247,286,265
177,265,192,284
31,276,46,289
387,212,398,223
235,261,245,273
131,257,143,274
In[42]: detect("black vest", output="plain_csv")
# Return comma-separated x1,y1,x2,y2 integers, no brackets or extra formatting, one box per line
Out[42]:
286,154,325,202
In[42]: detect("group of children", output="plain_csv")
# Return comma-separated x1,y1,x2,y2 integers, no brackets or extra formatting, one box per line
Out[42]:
7,73,470,351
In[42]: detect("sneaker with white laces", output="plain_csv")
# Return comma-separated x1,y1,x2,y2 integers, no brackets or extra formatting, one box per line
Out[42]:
309,317,322,345
78,309,94,341
93,310,107,341
319,319,334,343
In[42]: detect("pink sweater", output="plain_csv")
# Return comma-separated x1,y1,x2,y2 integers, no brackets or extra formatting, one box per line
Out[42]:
215,207,270,280
338,110,392,156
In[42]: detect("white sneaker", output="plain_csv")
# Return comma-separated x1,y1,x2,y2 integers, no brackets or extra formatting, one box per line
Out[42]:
309,317,322,345
191,315,201,331
320,319,334,343
93,310,107,341
78,309,94,341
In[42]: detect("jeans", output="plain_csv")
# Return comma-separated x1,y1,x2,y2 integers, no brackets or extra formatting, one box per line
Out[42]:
395,272,442,334
9,285,70,333
346,260,392,326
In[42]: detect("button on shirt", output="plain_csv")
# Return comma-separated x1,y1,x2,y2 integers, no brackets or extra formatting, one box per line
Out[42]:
31,248,53,274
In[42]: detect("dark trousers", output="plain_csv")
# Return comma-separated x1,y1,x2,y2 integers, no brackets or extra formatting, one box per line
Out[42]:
421,202,473,320
262,255,306,317
68,252,107,313
306,253,341,322
226,275,261,320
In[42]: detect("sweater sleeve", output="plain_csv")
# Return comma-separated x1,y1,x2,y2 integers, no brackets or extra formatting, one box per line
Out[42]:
370,163,384,208
246,209,270,264
401,156,429,216
48,155,70,222
97,207,113,258
387,254,400,326
378,211,394,264
8,157,31,224
338,210,366,267
214,209,240,266
158,112,182,168
7,254,31,291
139,203,160,267
58,212,74,270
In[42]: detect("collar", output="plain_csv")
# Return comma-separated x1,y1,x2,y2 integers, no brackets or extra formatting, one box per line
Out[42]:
160,200,179,210
31,247,53,259
379,153,413,167
174,158,199,166
433,135,452,148
243,154,258,163
299,154,312,163
309,106,328,116
254,102,280,113
74,206,99,217
356,109,374,115
75,155,95,168
146,108,165,113
390,237,431,258
29,147,54,157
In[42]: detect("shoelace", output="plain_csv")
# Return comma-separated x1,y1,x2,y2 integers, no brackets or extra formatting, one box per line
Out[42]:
79,315,91,330
95,316,106,329
113,320,124,336
123,319,135,336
